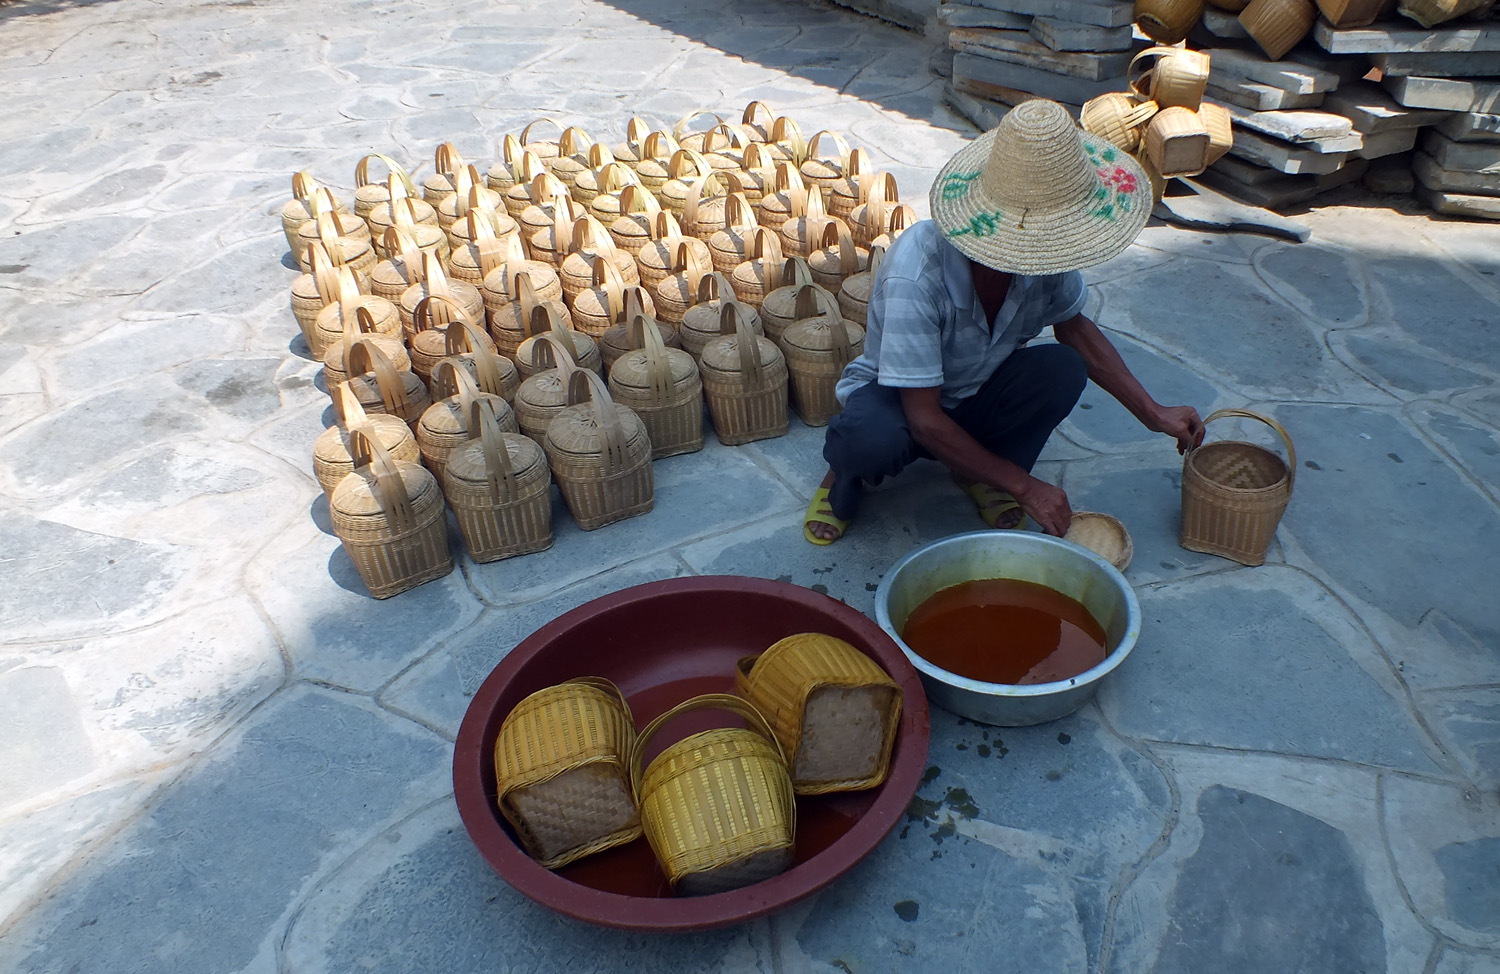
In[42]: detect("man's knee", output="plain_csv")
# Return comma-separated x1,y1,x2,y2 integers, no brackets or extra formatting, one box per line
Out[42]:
823,386,917,479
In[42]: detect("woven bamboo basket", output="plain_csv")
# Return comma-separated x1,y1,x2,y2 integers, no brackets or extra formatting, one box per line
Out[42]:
516,301,603,380
528,196,588,270
1081,92,1160,155
1180,408,1295,566
548,126,598,191
297,206,377,278
559,214,640,305
515,335,582,447
611,116,652,169
1128,46,1210,111
493,677,639,868
739,100,776,142
826,147,872,221
369,228,426,302
545,371,654,530
836,245,883,328
867,203,916,252
700,301,787,446
574,147,623,205
322,304,412,392
759,258,820,345
291,243,362,348
583,163,640,225
636,212,709,293
409,295,499,390
781,284,865,427
501,153,551,220
311,270,402,361
444,398,553,562
573,255,635,336
1064,512,1134,571
808,220,869,297
658,149,715,217
441,176,510,248
1145,107,1213,179
607,312,703,459
1201,102,1235,165
417,358,519,482
673,109,727,154
798,130,853,198
421,142,464,205
1133,0,1205,44
399,253,484,340
446,210,520,287
729,227,786,310
599,292,681,373
608,184,663,258
756,162,808,233
632,131,684,194
702,123,753,172
485,264,567,360
781,185,845,261
443,320,521,404
366,172,437,245
370,195,446,262
631,693,796,896
280,171,337,253
1239,0,1317,60
653,239,714,326
344,337,434,432
353,154,417,229
706,192,760,275
847,172,899,251
735,141,776,206
680,272,761,363
1315,0,1388,27
763,115,807,167
313,383,421,497
680,171,738,243
329,425,452,599
486,133,527,195
735,632,901,795
517,117,566,168
518,172,578,255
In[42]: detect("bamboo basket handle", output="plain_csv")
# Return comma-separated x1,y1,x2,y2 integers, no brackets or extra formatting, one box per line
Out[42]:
867,245,885,280
624,116,651,149
696,269,727,306
598,162,636,194
781,256,814,290
500,133,523,168
384,227,421,279
673,109,725,141
465,209,496,244
845,147,870,180
569,213,610,256
334,266,362,312
628,693,787,801
335,380,368,426
805,184,828,222
356,154,416,198
1196,409,1297,490
834,222,858,278
528,170,569,205
385,172,408,206
566,370,630,484
442,316,490,358
886,204,916,236
559,125,594,158
310,244,343,304
528,332,577,373
510,267,540,318
623,286,651,325
652,211,682,242
742,100,775,132
806,130,851,168
433,141,463,176
519,117,563,147
591,255,627,321
513,151,547,185
751,228,784,291
388,196,421,230
670,148,713,182
586,141,616,169
431,357,482,416
414,291,472,336
465,329,508,397
527,299,566,341
338,304,381,370
635,310,675,404
348,424,416,536
469,396,518,503
683,170,729,232
347,337,410,417
1128,46,1182,99
291,171,320,200
308,186,339,218
742,141,771,173
722,300,767,390
725,192,756,231
770,116,806,164
641,130,679,162
420,251,451,298
620,183,659,216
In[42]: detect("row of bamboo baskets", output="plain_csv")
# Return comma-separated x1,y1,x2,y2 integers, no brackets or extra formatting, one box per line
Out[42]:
494,632,902,895
286,106,901,598
1079,46,1233,190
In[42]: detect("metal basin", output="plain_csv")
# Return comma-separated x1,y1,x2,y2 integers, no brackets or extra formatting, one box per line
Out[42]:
874,531,1141,726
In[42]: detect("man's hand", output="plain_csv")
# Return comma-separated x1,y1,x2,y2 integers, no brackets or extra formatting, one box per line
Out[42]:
1150,405,1206,455
1015,476,1072,537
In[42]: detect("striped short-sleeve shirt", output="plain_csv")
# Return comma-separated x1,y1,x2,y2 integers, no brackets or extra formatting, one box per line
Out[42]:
835,220,1087,409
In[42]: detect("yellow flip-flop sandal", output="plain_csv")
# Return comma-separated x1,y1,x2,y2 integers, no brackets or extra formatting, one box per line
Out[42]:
803,486,850,546
955,479,1028,530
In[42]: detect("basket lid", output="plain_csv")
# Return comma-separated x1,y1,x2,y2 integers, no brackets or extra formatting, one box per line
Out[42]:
313,414,411,466
330,452,443,520
445,426,548,485
781,284,863,354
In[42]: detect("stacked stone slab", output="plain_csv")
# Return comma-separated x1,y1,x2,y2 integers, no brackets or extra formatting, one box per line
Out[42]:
938,0,1139,129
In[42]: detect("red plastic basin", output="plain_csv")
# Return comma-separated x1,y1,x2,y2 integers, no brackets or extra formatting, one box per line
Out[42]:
452,575,931,932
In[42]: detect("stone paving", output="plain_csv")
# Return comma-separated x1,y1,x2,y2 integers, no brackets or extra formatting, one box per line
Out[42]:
1,0,1498,970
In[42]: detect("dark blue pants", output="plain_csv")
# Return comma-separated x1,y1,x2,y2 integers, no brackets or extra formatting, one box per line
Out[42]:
821,343,1088,520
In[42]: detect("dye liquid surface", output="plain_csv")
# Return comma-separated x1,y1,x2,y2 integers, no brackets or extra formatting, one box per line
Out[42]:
901,578,1107,685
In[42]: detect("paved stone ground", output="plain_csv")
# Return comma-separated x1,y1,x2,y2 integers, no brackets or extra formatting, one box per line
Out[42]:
1,0,1498,971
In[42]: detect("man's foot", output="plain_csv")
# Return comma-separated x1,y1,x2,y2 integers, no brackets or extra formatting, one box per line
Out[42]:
954,478,1027,530
804,470,848,544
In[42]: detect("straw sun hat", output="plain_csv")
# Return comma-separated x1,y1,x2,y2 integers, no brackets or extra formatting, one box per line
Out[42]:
929,99,1150,275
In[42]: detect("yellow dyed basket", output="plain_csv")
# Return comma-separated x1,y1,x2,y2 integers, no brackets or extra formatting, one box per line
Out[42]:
734,633,902,795
493,677,642,870
631,693,796,896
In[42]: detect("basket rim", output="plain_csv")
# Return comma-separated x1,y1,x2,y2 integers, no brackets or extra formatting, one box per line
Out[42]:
1185,439,1291,495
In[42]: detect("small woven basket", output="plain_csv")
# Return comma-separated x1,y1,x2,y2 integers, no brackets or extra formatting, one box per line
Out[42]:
485,262,566,360
354,154,418,230
707,192,761,275
493,677,640,868
297,207,377,279
547,126,599,191
421,142,464,206
836,245,883,328
607,311,704,459
599,291,680,373
322,304,411,393
808,220,869,297
367,173,438,246
572,255,638,337
756,162,808,236
417,358,519,483
559,214,640,306
501,153,551,220
313,384,421,497
291,243,359,348
848,172,899,251
681,171,737,243
281,171,335,252
329,425,453,599
780,185,844,261
680,272,759,363
409,294,498,390
1081,92,1160,154
739,100,776,142
653,239,714,326
867,203,916,252
729,227,785,310
516,301,602,380
369,196,445,261
636,213,711,294
311,270,401,361
400,254,484,341
608,184,663,258
700,301,788,446
1239,0,1318,60
798,130,853,198
582,162,639,223
446,184,518,251
444,398,552,562
764,115,807,167
1064,512,1134,571
1180,408,1295,567
611,117,652,169
735,141,776,207
514,335,582,447
517,117,566,168
758,258,820,346
446,211,519,288
781,285,865,428
1201,102,1235,165
827,147,873,221
658,149,715,217
735,633,902,795
344,337,434,433
672,109,727,154
486,133,526,195
632,693,796,896
1144,107,1213,179
528,196,587,270
545,371,655,531
369,229,425,302
1133,0,1206,44
631,131,684,194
